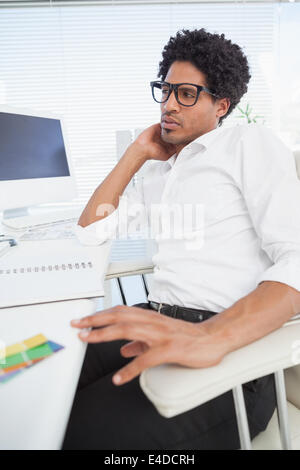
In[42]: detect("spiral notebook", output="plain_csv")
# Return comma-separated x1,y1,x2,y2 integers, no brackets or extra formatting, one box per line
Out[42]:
0,238,112,308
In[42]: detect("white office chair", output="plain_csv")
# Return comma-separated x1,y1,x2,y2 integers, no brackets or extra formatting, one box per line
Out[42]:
105,143,300,450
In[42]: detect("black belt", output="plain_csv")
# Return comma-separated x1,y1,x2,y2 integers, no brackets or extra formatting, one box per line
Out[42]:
149,301,218,323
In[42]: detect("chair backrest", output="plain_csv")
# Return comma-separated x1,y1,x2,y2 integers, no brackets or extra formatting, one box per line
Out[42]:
285,150,300,407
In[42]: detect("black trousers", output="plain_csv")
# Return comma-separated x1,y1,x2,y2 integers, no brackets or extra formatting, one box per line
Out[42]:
62,302,277,450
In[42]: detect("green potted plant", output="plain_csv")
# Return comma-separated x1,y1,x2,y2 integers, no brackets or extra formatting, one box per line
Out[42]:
236,103,265,124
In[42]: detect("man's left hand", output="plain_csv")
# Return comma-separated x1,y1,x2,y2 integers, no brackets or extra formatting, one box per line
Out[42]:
71,305,228,385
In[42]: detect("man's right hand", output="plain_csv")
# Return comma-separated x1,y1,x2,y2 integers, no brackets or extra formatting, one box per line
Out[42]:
78,123,176,227
131,123,178,162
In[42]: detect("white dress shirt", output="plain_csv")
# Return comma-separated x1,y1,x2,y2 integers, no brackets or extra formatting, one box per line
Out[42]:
75,123,300,313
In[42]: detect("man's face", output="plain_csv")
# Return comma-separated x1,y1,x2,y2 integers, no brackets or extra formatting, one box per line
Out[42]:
160,61,229,153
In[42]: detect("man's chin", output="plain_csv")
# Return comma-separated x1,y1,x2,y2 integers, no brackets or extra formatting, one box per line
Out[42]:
161,128,182,144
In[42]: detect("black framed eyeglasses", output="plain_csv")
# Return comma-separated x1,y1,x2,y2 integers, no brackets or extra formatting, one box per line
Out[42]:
150,81,219,107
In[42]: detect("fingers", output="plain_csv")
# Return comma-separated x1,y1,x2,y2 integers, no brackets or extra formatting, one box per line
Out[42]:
77,322,158,345
112,347,166,386
71,305,196,347
71,305,122,328
71,305,162,330
120,341,149,357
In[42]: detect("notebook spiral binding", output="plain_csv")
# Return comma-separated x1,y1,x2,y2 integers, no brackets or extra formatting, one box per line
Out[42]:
0,261,93,275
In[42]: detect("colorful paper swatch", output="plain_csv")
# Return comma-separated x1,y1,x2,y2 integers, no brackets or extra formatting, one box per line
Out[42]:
0,333,48,358
0,334,64,384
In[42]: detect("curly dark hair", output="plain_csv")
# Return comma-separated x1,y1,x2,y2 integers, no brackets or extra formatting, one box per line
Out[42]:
158,28,251,126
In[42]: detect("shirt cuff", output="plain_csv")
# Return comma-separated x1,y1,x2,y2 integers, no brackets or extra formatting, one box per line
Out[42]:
74,210,118,246
257,258,300,293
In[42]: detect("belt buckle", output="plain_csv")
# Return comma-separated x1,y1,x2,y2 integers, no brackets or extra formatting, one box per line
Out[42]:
158,303,163,313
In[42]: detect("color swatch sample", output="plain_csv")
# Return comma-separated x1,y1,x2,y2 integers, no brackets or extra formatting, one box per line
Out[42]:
0,333,48,358
0,334,64,384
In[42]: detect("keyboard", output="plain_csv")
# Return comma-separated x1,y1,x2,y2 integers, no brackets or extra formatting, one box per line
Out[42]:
19,221,77,241
2,208,82,231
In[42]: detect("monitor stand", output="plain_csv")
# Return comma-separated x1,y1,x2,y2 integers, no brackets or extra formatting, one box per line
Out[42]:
1,205,81,231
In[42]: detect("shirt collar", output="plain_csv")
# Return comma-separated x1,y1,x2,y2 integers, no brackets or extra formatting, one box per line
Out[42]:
192,125,224,149
165,154,177,168
164,126,224,169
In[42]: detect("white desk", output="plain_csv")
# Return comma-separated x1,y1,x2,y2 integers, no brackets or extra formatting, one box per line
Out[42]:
0,220,109,449
0,297,103,450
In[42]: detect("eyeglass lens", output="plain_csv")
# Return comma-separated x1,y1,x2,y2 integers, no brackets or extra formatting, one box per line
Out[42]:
153,82,198,106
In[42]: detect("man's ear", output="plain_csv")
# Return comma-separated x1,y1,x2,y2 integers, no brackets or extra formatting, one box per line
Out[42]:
217,97,230,118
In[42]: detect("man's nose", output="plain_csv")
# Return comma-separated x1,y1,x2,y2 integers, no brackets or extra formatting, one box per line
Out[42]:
162,88,180,112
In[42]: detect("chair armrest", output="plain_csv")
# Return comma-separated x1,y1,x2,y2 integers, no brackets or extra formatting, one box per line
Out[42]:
139,321,300,418
105,259,154,280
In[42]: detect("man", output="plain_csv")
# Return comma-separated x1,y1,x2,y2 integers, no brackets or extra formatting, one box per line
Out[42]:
62,28,300,449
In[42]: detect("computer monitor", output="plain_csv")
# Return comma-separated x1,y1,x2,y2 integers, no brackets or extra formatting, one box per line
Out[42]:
0,106,77,218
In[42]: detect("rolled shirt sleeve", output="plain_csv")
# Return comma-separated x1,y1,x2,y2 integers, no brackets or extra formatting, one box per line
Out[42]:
74,209,119,246
237,124,300,292
74,177,148,246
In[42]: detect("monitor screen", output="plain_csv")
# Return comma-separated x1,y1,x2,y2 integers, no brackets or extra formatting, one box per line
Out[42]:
0,112,70,181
